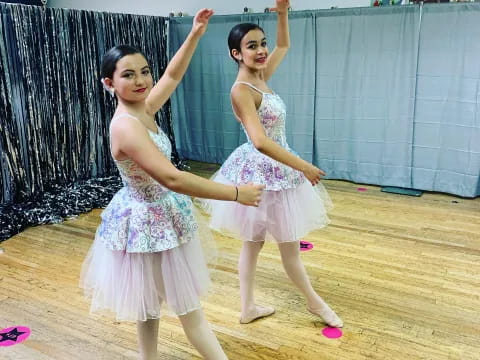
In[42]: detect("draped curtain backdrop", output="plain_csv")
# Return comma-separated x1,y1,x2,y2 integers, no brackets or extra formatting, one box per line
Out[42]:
0,3,172,241
313,6,420,188
412,4,480,197
170,3,480,198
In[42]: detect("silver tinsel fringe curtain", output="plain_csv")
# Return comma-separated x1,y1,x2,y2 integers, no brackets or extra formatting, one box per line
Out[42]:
0,3,174,241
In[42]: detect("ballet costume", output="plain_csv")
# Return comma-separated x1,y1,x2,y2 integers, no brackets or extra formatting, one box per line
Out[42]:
80,114,212,321
204,82,333,243
203,83,344,328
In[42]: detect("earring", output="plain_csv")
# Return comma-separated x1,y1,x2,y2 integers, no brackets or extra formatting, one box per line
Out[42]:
101,78,115,97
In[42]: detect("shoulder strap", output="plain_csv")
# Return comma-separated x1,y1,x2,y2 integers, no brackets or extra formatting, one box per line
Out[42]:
111,113,138,122
110,113,159,136
232,81,265,95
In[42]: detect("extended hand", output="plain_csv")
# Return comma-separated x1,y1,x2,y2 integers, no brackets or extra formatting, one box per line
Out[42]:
237,183,265,207
302,164,326,186
192,8,214,36
271,0,290,13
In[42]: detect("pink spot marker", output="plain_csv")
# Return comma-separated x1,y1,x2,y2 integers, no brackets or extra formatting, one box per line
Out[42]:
357,187,367,192
299,240,313,252
0,326,31,347
322,327,343,339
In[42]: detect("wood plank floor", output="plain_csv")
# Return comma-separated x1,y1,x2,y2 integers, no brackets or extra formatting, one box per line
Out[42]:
1,160,479,359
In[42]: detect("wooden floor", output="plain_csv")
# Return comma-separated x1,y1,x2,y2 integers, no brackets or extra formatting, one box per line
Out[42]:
1,161,479,360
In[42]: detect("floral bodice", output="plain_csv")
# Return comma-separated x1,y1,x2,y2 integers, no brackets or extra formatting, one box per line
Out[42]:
96,114,197,253
114,125,172,202
219,82,306,191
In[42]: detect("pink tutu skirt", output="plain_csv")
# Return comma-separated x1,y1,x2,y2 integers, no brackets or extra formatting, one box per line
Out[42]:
203,173,333,243
80,228,212,321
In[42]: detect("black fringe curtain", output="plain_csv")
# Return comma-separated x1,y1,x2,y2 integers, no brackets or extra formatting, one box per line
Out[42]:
0,3,175,241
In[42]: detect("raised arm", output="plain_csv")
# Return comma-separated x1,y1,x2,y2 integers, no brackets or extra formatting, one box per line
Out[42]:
145,9,214,115
263,0,290,81
231,85,324,185
110,117,264,205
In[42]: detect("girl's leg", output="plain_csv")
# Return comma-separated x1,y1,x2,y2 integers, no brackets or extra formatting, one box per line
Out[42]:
179,308,228,360
137,319,160,360
277,241,343,327
238,240,275,323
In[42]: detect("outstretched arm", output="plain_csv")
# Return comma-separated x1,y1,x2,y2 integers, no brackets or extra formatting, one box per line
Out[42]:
145,9,214,115
110,116,264,205
263,0,290,81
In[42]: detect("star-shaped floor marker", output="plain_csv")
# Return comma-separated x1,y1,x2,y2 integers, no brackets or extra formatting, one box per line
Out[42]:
0,328,26,343
0,326,30,346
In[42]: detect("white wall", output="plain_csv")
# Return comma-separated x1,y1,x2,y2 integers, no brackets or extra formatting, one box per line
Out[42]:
48,0,372,16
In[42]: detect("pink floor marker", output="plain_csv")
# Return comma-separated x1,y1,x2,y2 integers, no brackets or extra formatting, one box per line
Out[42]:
299,240,313,252
357,187,367,192
322,327,343,339
0,326,31,347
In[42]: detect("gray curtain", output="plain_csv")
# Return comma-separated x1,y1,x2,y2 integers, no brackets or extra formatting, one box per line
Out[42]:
170,3,480,198
412,3,480,197
313,6,420,188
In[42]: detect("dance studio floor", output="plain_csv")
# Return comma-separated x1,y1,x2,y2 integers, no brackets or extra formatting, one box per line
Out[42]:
1,161,479,359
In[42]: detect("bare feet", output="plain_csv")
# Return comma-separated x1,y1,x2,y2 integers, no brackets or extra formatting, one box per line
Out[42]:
240,305,275,324
307,299,343,328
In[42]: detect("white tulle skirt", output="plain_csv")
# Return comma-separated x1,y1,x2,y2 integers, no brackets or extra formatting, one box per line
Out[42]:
80,212,215,322
203,173,333,243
